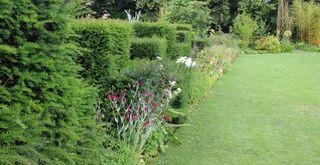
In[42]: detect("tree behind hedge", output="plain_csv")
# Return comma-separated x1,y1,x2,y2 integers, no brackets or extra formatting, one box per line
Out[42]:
0,0,111,164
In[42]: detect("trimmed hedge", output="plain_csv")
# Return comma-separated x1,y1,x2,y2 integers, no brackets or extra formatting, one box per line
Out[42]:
175,24,193,31
72,19,132,91
131,37,167,59
192,37,211,50
174,30,192,58
133,22,177,59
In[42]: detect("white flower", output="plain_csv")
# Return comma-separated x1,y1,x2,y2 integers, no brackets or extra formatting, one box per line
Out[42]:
85,1,93,6
174,88,182,95
185,57,193,67
164,89,173,101
169,81,176,87
191,61,197,67
159,64,164,69
156,56,162,60
102,13,111,19
176,56,187,64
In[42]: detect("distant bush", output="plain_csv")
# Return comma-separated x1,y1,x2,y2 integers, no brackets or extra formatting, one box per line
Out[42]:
131,37,167,59
232,13,258,47
255,36,281,53
133,22,177,59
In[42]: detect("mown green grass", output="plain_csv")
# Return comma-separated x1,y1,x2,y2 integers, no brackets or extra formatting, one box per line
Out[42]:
152,51,320,165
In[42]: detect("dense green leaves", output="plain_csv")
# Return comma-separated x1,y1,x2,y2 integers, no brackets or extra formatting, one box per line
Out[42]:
0,0,109,164
131,37,167,59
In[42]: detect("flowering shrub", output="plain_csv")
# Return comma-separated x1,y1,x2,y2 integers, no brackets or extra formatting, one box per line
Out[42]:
108,82,171,153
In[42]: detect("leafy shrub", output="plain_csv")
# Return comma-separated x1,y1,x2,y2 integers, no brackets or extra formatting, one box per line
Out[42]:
280,43,294,52
131,37,167,59
72,19,132,93
0,1,109,164
255,35,281,52
232,13,258,47
133,22,177,59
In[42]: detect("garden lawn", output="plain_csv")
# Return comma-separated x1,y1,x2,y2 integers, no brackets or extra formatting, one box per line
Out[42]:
152,51,320,165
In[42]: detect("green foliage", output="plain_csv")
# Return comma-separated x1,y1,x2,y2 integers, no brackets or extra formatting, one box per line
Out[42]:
295,43,320,52
192,37,212,50
65,0,95,18
72,19,132,93
165,0,212,34
131,37,167,59
0,0,109,164
238,0,276,27
255,35,281,52
172,30,192,58
232,13,258,47
133,22,177,59
207,0,232,30
292,0,320,45
175,24,193,31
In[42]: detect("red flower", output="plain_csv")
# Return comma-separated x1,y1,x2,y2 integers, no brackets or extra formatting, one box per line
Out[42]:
124,115,129,121
146,99,150,103
142,121,150,127
148,93,152,97
133,114,137,117
126,106,130,110
131,117,136,121
141,91,146,95
161,116,171,121
151,102,156,107
144,107,149,112
110,95,118,101
127,111,131,115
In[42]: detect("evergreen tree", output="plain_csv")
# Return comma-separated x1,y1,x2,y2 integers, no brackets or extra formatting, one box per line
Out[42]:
0,0,110,164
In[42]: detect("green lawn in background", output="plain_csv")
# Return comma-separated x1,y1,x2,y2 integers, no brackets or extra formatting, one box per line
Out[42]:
152,51,320,165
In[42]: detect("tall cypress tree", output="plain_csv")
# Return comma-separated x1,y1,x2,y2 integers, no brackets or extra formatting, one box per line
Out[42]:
0,0,110,164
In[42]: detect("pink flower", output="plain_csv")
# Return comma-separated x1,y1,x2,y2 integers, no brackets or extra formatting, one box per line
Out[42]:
133,114,137,117
142,121,150,127
136,81,141,86
148,93,152,97
141,91,146,95
127,111,131,115
151,102,156,107
161,116,171,121
146,99,150,103
124,115,129,121
126,106,130,110
131,117,136,121
109,95,118,101
144,107,149,112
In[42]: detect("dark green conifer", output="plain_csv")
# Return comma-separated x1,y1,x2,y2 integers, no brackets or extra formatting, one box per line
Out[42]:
0,0,110,164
